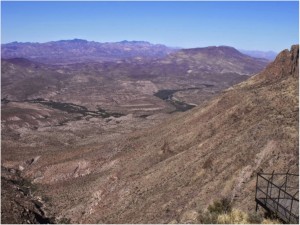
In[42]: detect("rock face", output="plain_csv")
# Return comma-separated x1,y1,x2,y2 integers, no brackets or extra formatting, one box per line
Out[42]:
1,167,54,224
1,45,297,224
251,44,299,82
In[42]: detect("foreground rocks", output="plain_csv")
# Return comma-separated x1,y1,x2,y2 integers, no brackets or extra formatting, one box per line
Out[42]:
1,167,55,224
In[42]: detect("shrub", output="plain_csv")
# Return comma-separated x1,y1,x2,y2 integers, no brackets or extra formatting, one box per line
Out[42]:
217,209,249,224
207,197,232,214
58,217,71,224
261,218,281,224
248,211,263,224
198,197,232,223
198,210,219,224
197,198,281,224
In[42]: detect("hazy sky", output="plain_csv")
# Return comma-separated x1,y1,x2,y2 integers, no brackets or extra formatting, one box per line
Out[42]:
1,1,299,52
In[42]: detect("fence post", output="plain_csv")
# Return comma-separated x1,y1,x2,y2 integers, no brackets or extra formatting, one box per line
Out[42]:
288,198,294,223
276,188,281,216
266,176,271,205
268,171,274,199
285,170,289,192
255,173,259,212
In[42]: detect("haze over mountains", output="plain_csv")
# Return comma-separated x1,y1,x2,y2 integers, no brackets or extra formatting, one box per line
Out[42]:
239,49,277,61
1,39,176,64
2,39,274,64
1,40,298,223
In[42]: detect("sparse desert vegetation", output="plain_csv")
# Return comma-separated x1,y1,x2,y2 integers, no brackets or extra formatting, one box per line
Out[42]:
197,198,280,224
1,44,298,223
1,2,298,223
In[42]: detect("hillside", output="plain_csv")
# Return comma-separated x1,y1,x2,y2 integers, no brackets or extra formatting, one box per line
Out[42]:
1,45,296,223
158,46,268,75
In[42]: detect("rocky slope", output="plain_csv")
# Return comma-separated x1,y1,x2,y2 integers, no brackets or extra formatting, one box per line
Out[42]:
2,45,295,223
1,167,55,224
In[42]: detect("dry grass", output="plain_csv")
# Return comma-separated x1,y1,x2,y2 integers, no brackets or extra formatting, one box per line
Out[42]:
217,209,280,224
199,199,281,224
217,209,249,224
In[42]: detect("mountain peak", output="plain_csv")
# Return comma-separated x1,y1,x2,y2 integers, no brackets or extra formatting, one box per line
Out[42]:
119,40,151,45
167,45,267,75
57,38,88,43
181,45,243,57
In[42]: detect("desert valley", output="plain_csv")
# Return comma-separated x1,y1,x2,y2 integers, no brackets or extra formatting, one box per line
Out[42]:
1,38,299,223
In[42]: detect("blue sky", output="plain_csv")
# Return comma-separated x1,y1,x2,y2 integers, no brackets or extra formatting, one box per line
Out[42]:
1,1,299,52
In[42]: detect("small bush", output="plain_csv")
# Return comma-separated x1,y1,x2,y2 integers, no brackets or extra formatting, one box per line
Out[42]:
262,211,281,224
197,198,281,224
42,195,51,203
198,210,219,224
248,211,263,224
217,209,249,224
207,197,232,214
203,158,213,169
261,218,281,224
198,198,232,223
58,217,71,224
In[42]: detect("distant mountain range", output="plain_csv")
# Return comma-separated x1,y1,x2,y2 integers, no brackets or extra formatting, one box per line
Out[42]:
1,39,176,64
239,49,277,61
1,39,275,65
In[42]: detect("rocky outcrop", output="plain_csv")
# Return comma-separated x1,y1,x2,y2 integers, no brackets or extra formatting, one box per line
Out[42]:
252,45,299,82
1,167,55,224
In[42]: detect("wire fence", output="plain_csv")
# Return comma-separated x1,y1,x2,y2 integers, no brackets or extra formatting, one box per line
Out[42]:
255,171,299,224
